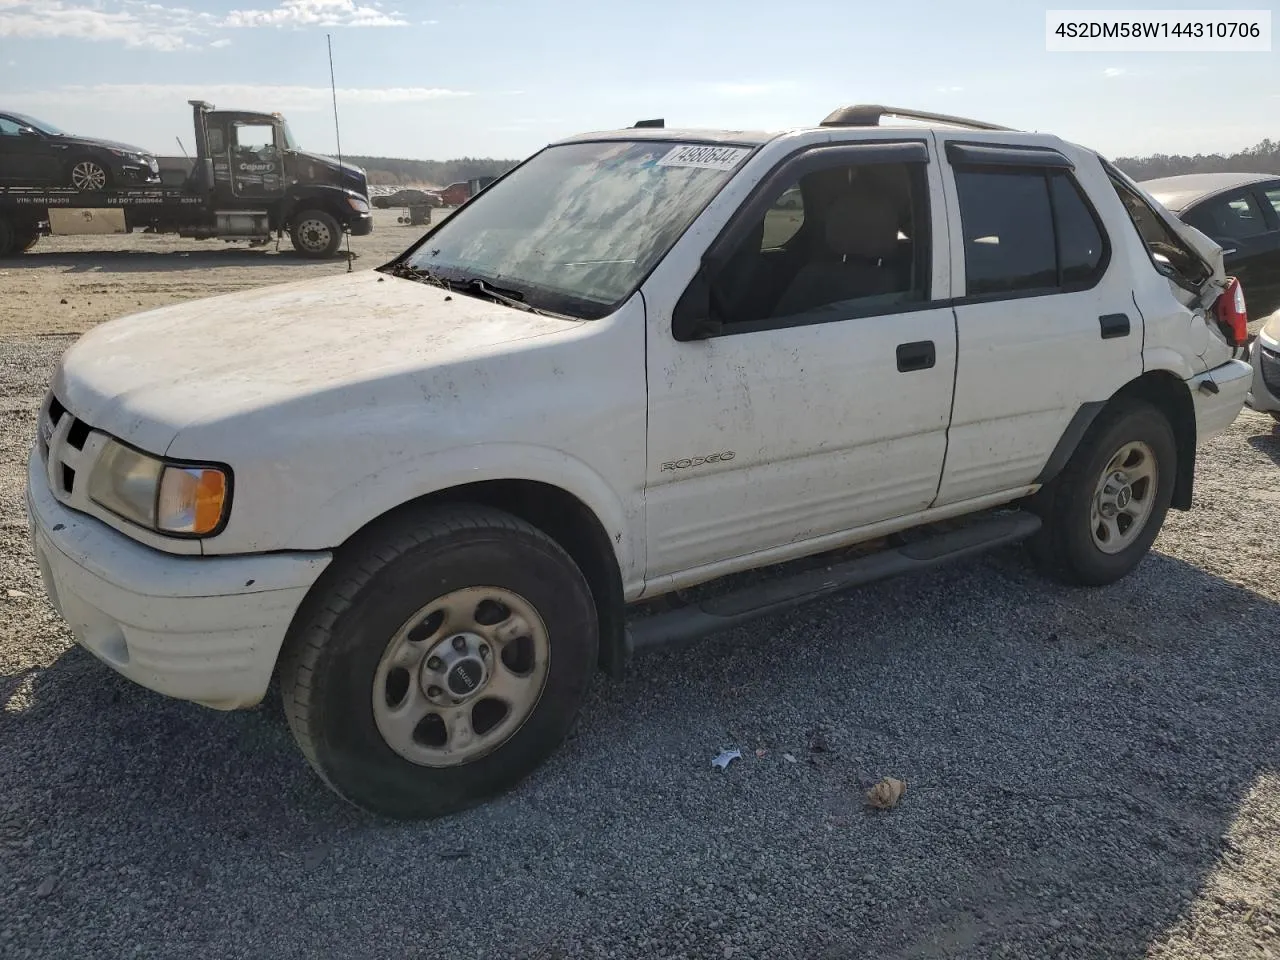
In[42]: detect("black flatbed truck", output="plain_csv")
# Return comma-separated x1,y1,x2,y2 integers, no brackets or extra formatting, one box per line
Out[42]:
0,100,372,259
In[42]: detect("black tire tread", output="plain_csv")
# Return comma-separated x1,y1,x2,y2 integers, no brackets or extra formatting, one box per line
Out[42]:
1029,398,1174,586
277,503,570,805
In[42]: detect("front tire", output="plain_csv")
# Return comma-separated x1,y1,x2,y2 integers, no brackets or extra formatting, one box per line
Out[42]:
279,504,599,819
68,158,110,191
1029,400,1176,586
289,209,343,258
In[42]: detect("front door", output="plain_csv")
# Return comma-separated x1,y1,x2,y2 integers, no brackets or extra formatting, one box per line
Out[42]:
642,140,958,582
230,121,285,200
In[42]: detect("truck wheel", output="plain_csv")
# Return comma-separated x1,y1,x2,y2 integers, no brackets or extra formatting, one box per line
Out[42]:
16,228,39,253
1028,399,1176,586
289,209,343,258
68,158,110,191
278,504,599,819
0,219,14,258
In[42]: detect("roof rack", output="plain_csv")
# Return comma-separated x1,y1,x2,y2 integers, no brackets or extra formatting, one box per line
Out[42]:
821,105,1013,132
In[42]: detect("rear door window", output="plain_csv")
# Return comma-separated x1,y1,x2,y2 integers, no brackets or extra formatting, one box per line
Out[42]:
952,168,1107,296
1261,185,1280,220
1184,191,1271,240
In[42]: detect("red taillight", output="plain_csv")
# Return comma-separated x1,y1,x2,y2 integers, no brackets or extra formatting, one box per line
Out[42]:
1214,276,1248,347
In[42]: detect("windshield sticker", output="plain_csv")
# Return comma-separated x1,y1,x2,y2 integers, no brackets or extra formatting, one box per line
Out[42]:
656,144,751,171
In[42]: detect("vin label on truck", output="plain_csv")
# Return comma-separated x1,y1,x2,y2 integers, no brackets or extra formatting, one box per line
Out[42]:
656,145,752,171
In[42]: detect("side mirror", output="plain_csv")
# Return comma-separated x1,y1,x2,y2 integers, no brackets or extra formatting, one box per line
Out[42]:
672,265,724,342
18,127,39,138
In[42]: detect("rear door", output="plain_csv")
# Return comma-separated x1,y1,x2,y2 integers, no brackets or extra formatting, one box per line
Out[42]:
642,136,958,581
934,138,1142,505
1182,186,1280,319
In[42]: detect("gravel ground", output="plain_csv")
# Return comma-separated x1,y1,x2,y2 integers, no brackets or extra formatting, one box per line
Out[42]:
2,234,1279,959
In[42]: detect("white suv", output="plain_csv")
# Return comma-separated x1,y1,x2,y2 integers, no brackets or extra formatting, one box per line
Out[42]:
26,105,1253,819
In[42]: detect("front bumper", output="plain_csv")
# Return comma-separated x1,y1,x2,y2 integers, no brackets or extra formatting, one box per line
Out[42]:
1190,357,1254,443
25,447,331,710
119,163,161,185
1245,327,1280,414
347,211,374,236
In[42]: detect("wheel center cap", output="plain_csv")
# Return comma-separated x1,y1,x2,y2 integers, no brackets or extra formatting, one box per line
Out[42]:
1116,486,1132,508
447,658,485,697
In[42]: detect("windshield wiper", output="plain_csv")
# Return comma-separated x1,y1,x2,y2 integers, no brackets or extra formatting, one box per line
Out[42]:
453,277,565,318
386,263,565,318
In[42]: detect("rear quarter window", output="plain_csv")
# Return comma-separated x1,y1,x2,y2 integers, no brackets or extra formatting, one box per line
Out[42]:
1104,164,1212,290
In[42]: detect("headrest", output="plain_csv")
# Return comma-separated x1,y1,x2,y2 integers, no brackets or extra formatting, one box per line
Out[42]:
824,190,902,261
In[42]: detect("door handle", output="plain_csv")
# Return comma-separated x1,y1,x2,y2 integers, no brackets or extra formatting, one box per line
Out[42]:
896,340,936,373
1099,313,1130,339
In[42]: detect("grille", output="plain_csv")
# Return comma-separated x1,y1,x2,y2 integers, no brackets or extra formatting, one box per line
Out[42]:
1261,346,1280,397
39,393,93,501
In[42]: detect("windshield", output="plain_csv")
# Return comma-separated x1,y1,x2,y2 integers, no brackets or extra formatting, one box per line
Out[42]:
279,120,299,151
399,139,755,319
11,112,66,136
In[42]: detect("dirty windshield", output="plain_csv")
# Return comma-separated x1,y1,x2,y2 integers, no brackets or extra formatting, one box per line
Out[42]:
399,139,754,319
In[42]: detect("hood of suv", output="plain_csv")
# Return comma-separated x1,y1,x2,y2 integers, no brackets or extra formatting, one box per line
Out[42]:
52,270,581,454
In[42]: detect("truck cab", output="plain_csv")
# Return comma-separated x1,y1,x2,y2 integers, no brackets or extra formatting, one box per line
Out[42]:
180,100,372,256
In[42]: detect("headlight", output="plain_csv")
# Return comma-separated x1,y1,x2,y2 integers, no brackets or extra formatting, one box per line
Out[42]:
109,149,143,163
347,197,370,213
88,439,230,537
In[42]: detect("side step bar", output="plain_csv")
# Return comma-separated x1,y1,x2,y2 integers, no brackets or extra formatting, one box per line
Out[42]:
626,511,1042,654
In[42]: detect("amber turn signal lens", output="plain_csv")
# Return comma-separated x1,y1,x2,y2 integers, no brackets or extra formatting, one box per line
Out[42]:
157,466,228,535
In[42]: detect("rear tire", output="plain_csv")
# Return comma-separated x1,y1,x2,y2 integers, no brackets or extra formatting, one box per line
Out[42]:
278,504,599,819
1028,399,1176,586
15,229,38,253
289,209,343,258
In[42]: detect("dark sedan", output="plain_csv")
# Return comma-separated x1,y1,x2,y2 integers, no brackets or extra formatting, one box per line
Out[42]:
1141,172,1280,326
0,110,160,191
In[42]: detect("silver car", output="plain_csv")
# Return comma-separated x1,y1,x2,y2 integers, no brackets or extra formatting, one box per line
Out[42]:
1247,309,1280,422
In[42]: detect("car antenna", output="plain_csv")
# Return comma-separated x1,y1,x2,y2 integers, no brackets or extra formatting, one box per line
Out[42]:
327,32,353,273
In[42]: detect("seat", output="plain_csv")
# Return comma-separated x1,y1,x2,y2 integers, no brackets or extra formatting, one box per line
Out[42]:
772,188,904,317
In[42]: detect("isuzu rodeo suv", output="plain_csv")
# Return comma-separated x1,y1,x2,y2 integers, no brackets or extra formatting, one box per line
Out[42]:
26,106,1253,818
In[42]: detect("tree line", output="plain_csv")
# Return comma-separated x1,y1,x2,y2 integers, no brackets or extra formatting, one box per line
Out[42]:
1112,138,1280,181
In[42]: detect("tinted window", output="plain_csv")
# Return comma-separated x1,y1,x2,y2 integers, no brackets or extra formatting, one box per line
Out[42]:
1050,174,1105,284
709,160,929,329
1185,191,1270,239
1105,166,1211,289
955,170,1057,295
0,117,27,137
1266,187,1280,219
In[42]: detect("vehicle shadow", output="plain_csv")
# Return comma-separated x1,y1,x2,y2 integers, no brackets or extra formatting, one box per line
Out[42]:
4,248,352,274
4,547,1278,959
1246,416,1280,466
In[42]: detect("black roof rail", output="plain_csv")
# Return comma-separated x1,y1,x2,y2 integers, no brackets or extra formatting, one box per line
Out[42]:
632,118,665,128
821,104,1013,132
